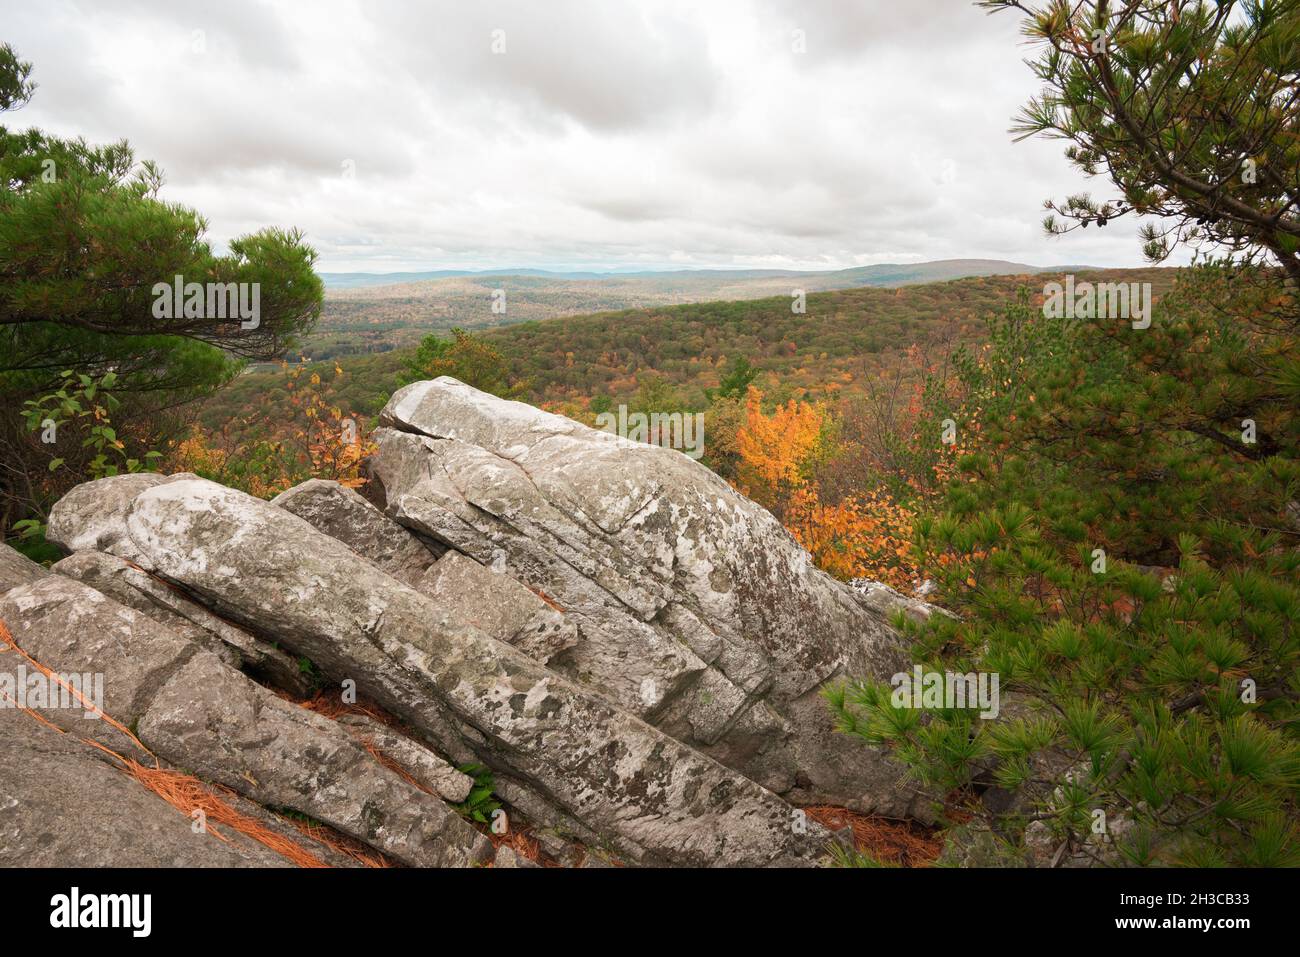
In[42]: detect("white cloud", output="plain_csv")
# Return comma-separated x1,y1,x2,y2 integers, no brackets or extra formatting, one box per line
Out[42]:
0,0,1173,271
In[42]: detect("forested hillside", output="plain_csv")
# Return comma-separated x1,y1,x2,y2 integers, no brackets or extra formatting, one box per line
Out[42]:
305,258,1083,358
486,267,1173,408
198,267,1175,438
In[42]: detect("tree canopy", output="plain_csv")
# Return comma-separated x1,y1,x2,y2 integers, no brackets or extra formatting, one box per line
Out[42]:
980,0,1300,286
828,1,1300,867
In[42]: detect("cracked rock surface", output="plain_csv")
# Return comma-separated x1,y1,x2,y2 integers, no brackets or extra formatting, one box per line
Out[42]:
2,378,947,867
372,377,924,815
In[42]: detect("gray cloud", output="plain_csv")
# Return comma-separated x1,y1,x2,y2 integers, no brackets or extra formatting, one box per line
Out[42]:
371,0,723,133
0,0,1168,272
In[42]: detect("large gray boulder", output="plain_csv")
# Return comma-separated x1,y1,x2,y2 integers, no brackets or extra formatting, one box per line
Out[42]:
0,569,487,868
274,480,578,665
271,478,443,584
138,653,492,867
334,712,474,803
371,377,919,815
0,573,199,760
416,550,579,665
58,474,832,866
45,472,198,562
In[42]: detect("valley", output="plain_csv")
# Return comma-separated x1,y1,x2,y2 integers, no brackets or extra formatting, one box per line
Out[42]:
304,258,1094,359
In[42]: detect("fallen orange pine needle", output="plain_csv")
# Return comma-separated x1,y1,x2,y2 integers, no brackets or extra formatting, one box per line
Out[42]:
803,805,943,867
0,616,382,868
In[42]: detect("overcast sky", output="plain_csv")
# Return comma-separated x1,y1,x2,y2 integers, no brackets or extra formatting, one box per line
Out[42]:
1,0,1174,273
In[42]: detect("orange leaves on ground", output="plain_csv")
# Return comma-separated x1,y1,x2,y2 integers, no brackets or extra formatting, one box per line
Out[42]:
803,805,942,867
0,619,358,868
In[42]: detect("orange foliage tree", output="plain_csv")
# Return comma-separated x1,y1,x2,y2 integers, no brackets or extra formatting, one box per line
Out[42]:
734,388,825,514
734,387,919,592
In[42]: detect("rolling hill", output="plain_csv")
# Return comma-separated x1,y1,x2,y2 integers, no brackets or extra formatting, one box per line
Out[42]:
306,259,1097,359
199,267,1175,440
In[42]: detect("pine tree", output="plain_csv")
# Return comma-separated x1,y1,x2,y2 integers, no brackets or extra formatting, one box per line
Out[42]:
0,44,323,534
978,0,1300,287
829,2,1300,867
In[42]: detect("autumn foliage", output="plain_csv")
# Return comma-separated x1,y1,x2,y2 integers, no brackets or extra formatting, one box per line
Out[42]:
734,389,824,512
734,387,920,592
167,360,374,498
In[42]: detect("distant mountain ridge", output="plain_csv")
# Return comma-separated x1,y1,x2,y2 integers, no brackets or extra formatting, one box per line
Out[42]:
306,258,1105,359
207,266,1176,437
320,258,1094,291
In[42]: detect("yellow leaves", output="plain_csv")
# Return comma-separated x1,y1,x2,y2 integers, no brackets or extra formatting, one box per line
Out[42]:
168,432,228,474
734,387,825,509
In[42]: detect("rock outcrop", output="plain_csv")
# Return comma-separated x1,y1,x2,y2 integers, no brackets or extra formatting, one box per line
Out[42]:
0,554,491,867
2,377,944,868
371,377,918,815
0,541,49,591
0,709,295,868
50,476,830,866
138,652,491,867
51,549,308,694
